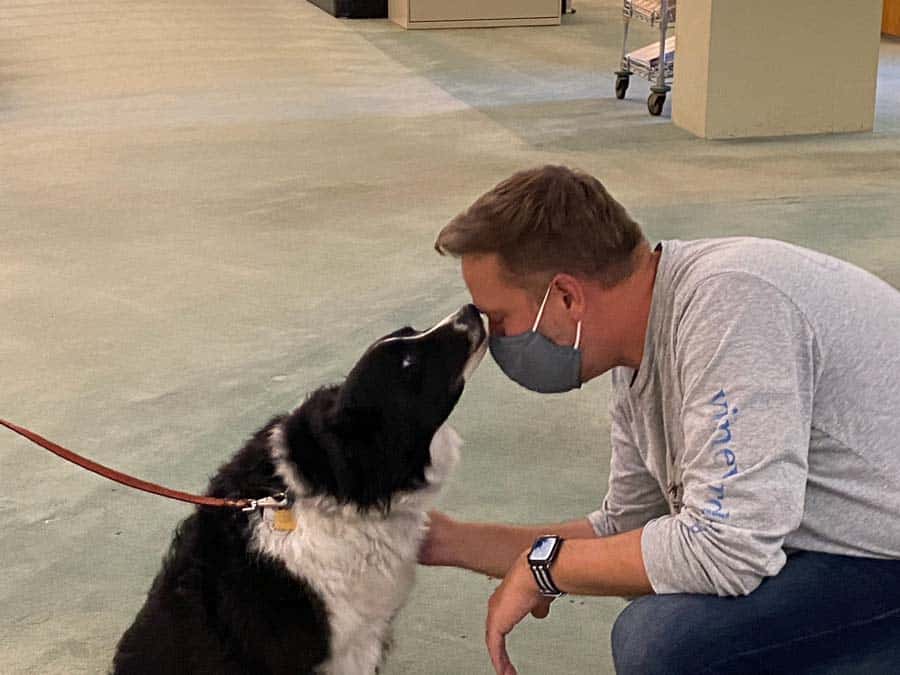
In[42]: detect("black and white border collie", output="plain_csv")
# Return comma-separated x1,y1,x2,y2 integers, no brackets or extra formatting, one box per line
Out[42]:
112,305,487,675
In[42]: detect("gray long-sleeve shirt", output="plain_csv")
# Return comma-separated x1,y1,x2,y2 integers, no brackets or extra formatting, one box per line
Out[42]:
588,237,900,596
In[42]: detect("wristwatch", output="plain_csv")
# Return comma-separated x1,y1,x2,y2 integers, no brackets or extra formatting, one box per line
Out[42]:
528,535,566,597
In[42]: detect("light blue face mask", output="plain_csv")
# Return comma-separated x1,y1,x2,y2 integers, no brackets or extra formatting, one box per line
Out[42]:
488,282,583,394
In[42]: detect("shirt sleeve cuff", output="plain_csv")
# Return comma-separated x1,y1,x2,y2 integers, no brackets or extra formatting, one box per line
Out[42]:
640,516,681,594
586,509,612,537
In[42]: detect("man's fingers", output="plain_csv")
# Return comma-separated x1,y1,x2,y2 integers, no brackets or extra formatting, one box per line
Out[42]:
486,626,511,675
530,597,553,619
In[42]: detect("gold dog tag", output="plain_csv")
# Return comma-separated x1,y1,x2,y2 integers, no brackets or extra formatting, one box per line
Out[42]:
271,508,297,532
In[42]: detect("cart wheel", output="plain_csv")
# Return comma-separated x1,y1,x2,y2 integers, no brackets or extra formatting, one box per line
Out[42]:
648,92,666,116
615,74,630,100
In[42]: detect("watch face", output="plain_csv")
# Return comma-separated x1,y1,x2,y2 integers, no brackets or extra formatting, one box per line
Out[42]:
531,536,556,563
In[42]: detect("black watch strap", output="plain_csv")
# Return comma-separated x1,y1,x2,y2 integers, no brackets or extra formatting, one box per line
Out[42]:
528,535,566,597
530,563,564,596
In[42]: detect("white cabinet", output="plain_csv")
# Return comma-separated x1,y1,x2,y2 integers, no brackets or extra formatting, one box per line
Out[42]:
390,0,561,29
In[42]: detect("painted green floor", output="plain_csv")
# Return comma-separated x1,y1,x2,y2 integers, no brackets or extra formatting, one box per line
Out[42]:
1,1,898,673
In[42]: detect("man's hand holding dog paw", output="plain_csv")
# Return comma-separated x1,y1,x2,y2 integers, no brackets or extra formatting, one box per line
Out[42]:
418,510,460,567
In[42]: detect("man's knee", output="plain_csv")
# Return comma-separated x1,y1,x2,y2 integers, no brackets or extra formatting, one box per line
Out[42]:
611,595,698,675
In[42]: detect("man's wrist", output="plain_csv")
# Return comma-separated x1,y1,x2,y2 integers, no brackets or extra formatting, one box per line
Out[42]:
442,516,467,569
527,535,566,597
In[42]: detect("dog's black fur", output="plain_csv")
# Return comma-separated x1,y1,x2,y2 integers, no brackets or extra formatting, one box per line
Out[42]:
111,305,485,674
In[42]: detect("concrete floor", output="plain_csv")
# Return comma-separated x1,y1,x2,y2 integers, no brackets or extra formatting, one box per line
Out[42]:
1,1,898,673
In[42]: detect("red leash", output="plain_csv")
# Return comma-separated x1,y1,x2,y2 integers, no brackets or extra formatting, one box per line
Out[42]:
0,418,287,512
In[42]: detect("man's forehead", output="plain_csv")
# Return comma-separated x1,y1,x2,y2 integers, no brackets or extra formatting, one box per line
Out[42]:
461,254,531,314
461,252,502,281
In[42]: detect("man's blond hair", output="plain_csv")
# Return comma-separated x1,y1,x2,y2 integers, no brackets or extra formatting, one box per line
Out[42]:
435,165,646,290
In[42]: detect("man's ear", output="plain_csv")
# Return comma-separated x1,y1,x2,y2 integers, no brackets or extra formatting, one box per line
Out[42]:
553,273,586,320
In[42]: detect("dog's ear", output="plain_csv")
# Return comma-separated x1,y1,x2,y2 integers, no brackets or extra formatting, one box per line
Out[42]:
332,405,390,510
331,389,382,438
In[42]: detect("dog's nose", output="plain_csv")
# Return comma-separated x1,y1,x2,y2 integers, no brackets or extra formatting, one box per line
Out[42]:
461,304,481,323
454,304,487,346
454,304,483,331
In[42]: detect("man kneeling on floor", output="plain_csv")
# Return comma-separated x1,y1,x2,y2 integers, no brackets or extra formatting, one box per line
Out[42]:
420,165,900,674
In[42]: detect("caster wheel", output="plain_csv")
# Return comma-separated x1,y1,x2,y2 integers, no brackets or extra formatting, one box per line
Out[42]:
648,92,666,116
615,74,630,100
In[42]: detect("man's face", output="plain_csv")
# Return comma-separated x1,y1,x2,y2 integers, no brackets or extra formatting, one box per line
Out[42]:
461,253,566,340
460,253,536,338
461,252,630,384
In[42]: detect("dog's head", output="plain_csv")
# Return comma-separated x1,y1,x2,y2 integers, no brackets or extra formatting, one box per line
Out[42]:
277,304,487,511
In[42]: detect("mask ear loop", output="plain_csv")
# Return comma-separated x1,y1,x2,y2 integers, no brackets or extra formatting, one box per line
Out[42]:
532,283,554,332
534,282,582,349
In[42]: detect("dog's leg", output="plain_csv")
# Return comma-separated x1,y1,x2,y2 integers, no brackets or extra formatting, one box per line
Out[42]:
376,626,394,674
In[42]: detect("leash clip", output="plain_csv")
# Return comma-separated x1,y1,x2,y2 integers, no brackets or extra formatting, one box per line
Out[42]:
242,492,290,512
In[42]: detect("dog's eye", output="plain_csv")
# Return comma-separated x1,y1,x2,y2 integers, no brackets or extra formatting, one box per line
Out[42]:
400,352,424,392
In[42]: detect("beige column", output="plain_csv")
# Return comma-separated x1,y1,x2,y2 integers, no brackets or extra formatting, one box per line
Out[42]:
672,0,884,139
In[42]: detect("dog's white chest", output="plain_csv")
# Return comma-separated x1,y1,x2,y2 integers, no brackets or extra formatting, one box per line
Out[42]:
252,506,427,674
256,422,462,673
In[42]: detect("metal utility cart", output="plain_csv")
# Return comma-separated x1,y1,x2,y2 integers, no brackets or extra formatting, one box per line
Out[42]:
615,0,676,116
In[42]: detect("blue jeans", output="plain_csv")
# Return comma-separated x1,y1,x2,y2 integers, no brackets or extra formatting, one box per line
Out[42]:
611,551,900,674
